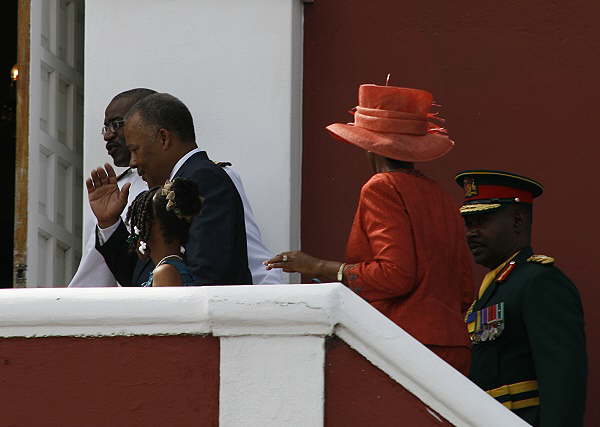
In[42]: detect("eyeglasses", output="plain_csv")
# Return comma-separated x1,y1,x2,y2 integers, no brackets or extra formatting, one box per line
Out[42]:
101,119,125,136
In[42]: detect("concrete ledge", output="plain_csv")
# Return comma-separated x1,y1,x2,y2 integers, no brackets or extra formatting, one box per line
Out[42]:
0,284,527,426
0,285,338,338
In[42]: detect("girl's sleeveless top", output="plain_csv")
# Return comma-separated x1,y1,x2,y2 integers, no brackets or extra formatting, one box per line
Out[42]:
141,258,195,287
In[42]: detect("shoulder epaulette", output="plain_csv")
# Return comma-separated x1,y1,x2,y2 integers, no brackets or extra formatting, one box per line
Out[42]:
527,255,555,265
213,161,232,168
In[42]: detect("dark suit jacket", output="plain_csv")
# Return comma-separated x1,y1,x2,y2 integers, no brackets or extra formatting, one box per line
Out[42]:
97,151,252,286
469,247,586,427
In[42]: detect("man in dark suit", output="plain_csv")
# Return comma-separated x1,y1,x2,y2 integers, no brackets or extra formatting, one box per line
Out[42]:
456,170,586,427
87,92,252,286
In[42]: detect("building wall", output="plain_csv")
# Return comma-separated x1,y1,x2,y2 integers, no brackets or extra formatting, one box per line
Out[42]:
0,336,220,427
84,0,304,265
325,337,452,426
0,335,453,427
0,285,528,426
302,1,599,424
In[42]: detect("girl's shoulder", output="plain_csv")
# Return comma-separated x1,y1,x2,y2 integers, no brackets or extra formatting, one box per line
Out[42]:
152,262,183,286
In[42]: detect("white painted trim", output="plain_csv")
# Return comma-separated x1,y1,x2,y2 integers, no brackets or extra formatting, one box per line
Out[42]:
287,0,304,284
0,284,527,426
220,335,324,427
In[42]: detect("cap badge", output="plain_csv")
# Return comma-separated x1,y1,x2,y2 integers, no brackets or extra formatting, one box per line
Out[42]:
463,177,478,197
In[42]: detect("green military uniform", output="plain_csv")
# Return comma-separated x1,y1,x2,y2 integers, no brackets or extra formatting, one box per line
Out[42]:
456,170,587,426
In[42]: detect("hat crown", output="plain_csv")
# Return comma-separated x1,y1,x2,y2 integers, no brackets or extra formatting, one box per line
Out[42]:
358,84,433,116
325,83,454,163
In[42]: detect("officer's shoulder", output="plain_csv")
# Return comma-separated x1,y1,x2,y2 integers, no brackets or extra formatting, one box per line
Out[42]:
519,254,576,291
519,254,560,277
526,254,555,265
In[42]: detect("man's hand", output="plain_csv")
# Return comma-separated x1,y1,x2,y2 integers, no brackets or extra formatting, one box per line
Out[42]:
86,163,131,228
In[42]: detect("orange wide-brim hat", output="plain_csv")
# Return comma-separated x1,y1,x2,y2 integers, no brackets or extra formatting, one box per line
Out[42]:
326,84,454,162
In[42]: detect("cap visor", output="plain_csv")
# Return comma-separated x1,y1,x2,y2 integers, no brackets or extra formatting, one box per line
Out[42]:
459,203,502,215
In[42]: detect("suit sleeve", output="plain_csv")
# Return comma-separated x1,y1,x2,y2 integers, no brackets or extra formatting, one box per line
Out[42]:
522,269,587,427
345,178,417,299
95,221,138,287
185,166,251,285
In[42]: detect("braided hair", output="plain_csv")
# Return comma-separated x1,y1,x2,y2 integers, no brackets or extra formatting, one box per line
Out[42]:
153,178,203,245
126,187,159,256
125,178,203,256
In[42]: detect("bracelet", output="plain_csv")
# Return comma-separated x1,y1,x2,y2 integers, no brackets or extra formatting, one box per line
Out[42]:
337,263,346,282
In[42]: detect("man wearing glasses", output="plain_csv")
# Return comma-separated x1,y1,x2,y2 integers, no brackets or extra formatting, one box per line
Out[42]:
69,88,155,287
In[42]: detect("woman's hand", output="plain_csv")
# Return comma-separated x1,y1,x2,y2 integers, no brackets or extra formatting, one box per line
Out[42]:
264,251,323,275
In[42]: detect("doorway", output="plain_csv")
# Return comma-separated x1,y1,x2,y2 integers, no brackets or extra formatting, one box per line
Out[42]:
0,1,17,287
11,0,85,287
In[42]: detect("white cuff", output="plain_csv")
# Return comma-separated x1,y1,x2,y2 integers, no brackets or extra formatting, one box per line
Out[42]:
96,219,122,245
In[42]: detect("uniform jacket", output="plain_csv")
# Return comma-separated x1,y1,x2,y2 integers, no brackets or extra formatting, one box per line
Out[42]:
344,170,474,347
469,247,587,426
96,151,252,286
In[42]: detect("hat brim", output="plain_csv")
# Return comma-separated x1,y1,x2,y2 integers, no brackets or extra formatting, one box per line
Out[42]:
459,203,503,216
326,123,454,162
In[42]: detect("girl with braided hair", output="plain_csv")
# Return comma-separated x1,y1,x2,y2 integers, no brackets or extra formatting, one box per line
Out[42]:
125,178,203,286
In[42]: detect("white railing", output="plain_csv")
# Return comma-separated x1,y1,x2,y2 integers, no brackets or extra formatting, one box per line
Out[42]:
0,284,527,427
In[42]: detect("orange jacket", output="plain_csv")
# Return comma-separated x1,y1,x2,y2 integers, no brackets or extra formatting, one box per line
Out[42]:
345,171,473,347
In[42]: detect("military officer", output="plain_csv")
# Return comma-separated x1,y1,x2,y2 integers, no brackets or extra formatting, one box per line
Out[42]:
455,170,587,427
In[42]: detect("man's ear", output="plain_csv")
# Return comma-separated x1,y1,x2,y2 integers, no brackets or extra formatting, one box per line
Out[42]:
157,128,171,150
513,207,525,232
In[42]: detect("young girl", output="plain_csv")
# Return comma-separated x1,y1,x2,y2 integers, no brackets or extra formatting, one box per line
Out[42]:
126,178,203,287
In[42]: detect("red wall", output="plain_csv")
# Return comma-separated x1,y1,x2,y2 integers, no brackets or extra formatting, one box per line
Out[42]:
0,336,219,427
325,337,451,426
303,1,599,425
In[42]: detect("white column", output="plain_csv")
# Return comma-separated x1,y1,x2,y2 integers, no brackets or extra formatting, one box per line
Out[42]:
84,0,304,263
219,335,324,427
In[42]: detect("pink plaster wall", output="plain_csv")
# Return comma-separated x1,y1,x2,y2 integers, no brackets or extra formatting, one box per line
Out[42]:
0,336,219,427
325,337,451,426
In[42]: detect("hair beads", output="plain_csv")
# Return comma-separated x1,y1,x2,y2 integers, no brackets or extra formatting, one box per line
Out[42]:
125,178,203,256
126,187,159,256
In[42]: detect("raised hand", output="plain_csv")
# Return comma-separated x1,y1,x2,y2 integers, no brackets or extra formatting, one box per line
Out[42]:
86,163,131,228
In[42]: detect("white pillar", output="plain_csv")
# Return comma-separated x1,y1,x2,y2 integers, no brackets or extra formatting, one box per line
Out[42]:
219,335,324,427
84,0,304,263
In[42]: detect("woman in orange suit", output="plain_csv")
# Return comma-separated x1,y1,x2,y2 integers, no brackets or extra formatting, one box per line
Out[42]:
265,84,474,375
